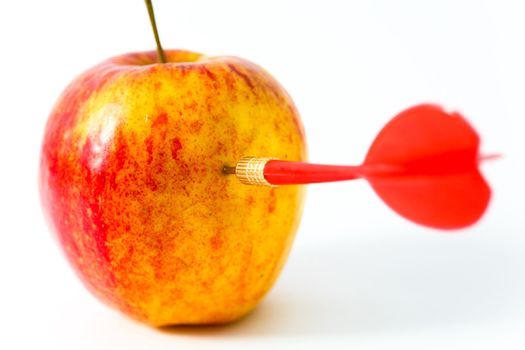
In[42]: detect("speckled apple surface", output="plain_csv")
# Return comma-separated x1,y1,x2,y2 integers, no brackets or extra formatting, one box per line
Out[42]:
39,50,307,326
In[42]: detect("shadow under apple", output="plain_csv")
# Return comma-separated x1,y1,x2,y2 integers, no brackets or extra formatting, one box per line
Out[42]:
158,228,525,338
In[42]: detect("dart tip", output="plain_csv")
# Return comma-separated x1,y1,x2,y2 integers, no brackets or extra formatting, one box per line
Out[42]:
222,165,236,175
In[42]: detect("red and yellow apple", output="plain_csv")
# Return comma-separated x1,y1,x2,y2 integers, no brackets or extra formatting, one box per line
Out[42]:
39,50,307,326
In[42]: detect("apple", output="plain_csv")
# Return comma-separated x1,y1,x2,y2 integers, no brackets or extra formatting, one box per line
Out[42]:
39,48,307,325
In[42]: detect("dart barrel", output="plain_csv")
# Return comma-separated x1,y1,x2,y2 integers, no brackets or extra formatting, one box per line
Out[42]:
225,157,274,186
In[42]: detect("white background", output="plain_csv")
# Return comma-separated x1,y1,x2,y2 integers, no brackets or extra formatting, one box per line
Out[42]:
1,0,524,349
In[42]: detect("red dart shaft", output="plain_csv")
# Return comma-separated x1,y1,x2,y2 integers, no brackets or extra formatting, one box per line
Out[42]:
264,160,403,185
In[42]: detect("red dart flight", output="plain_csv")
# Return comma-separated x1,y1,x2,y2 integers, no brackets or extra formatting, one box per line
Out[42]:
225,104,496,230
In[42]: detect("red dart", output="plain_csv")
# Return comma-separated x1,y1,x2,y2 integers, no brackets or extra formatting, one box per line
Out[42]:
224,104,497,230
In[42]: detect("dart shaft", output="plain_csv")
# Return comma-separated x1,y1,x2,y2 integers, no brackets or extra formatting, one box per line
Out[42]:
265,160,362,185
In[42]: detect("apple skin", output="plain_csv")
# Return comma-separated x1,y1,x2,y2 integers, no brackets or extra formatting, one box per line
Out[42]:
39,50,306,326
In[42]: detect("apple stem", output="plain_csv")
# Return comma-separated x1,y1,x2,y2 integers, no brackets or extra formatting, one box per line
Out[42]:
145,0,167,63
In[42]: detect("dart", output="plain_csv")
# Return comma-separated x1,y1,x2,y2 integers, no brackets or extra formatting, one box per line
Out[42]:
224,104,497,230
